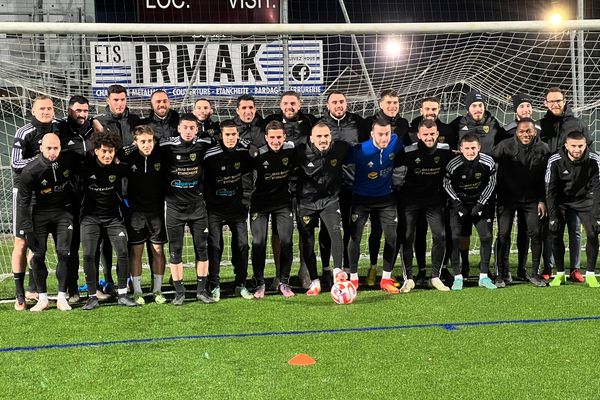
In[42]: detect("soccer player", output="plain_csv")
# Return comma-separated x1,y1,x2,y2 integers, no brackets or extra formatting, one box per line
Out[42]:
193,98,220,140
409,97,457,149
142,90,179,140
250,120,296,298
539,87,590,282
396,119,452,291
11,95,59,310
118,125,167,304
347,117,404,293
203,120,253,301
493,118,550,287
444,134,497,290
546,131,600,288
94,84,141,147
233,94,266,147
18,133,78,311
295,121,351,295
160,113,215,305
318,90,365,287
80,130,137,310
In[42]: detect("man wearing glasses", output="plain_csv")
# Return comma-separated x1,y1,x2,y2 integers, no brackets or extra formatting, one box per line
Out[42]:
539,87,591,283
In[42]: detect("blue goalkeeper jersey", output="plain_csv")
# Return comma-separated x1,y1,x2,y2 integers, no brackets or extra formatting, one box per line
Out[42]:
348,133,403,199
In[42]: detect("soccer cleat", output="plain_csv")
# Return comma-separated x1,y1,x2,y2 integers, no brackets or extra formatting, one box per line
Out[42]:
380,279,400,293
82,297,100,310
14,296,26,311
56,297,72,311
103,282,116,295
153,292,167,304
133,293,145,305
117,294,138,307
68,292,81,304
529,275,547,287
268,277,281,291
366,268,377,286
350,279,359,290
516,268,529,281
451,277,463,291
495,277,506,289
391,276,401,288
570,269,585,283
197,290,217,304
278,283,295,298
430,277,450,292
505,272,513,284
171,293,185,306
95,290,110,301
541,266,553,280
585,275,600,288
549,274,566,287
211,287,221,302
30,298,50,312
235,286,254,300
334,270,348,284
254,284,266,299
478,277,497,290
399,278,415,293
306,280,321,296
25,291,38,301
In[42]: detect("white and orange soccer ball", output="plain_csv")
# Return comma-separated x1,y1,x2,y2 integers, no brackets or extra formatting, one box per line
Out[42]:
330,281,357,305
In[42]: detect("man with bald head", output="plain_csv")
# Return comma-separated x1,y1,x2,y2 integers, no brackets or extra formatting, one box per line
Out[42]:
18,133,80,311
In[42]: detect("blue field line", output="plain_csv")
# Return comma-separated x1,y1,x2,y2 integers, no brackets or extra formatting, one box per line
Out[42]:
1,315,599,354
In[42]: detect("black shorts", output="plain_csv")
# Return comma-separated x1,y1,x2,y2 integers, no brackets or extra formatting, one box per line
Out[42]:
165,201,208,263
127,210,168,245
13,187,26,239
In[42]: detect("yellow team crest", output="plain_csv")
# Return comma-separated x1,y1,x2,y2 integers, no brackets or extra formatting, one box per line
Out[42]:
389,153,395,160
109,175,116,183
475,172,482,179
234,162,240,169
190,153,197,161
282,157,289,166
63,169,70,177
251,213,258,221
351,214,358,222
483,126,490,134
154,163,161,171
330,159,338,166
434,156,440,164
303,216,311,225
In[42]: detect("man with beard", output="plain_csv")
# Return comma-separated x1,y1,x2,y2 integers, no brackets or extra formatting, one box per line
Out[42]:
142,90,179,140
539,87,590,282
11,95,59,310
493,118,550,287
546,131,600,288
95,84,141,147
193,98,220,140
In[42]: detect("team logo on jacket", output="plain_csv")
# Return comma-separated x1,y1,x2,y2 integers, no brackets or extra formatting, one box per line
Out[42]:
368,172,378,179
475,172,482,179
439,137,446,143
434,156,440,164
234,162,240,170
282,157,289,166
251,213,258,221
389,153,395,160
154,163,161,171
483,126,489,134
190,153,197,161
351,214,358,222
330,159,337,166
303,216,311,225
41,188,52,194
63,170,70,177
415,157,421,164
109,175,116,183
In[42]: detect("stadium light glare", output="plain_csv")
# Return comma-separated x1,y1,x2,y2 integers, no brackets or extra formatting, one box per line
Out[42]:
549,12,563,26
384,38,403,57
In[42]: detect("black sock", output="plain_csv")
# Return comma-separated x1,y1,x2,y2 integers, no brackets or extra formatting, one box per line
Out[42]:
14,272,25,298
196,276,206,293
173,280,185,295
460,250,469,268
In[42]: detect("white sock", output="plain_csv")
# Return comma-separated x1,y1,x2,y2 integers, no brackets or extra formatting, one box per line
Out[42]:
57,291,67,301
39,292,49,301
556,271,565,276
586,271,595,276
117,288,127,295
132,276,143,294
479,273,488,280
455,274,463,280
382,271,392,280
310,279,320,289
350,273,358,281
153,274,164,293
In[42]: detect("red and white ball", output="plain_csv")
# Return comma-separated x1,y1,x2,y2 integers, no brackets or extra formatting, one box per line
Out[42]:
330,281,357,305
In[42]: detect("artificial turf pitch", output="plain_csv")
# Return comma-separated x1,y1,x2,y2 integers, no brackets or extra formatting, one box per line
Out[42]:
1,263,600,400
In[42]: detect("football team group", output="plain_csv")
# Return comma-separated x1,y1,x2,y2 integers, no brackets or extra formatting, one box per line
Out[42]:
10,83,598,311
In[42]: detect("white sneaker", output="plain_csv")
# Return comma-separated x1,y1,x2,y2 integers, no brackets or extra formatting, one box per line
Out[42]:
30,298,50,312
430,277,450,292
56,297,72,311
400,279,415,293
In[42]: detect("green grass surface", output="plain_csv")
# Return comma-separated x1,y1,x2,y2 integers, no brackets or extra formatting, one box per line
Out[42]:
1,260,600,400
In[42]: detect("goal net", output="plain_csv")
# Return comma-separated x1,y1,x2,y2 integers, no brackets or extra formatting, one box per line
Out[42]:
0,18,599,277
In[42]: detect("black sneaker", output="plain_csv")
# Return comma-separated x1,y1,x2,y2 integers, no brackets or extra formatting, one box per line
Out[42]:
529,275,547,287
117,294,138,307
172,293,185,306
415,270,428,287
516,268,530,281
197,290,217,304
505,271,513,284
82,297,100,310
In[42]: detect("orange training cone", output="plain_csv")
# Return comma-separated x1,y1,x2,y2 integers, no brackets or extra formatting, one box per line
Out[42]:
288,353,316,366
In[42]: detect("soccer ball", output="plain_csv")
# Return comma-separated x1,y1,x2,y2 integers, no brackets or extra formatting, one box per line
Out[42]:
330,281,357,305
